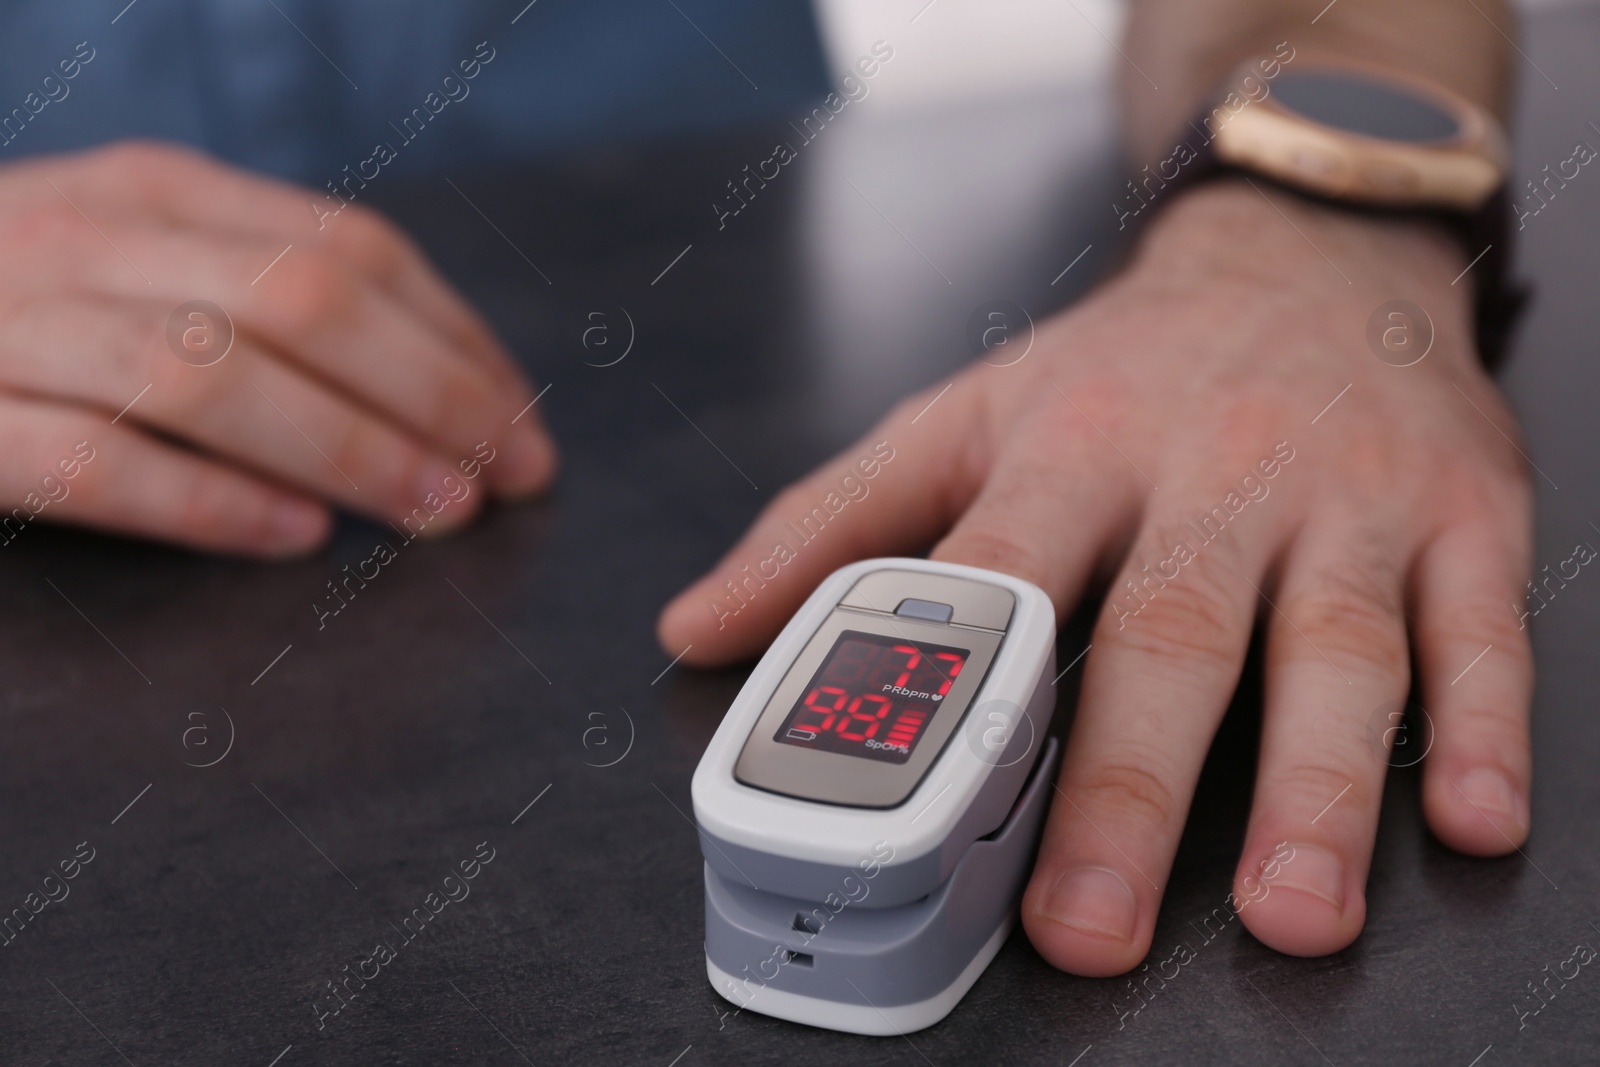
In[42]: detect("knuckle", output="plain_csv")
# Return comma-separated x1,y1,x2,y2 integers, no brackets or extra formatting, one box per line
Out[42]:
62,463,106,510
329,420,428,516
1278,568,1408,679
1099,558,1243,671
171,475,220,533
1446,702,1526,741
110,307,161,386
96,138,190,173
1440,384,1537,493
983,447,1054,495
259,254,359,337
1072,757,1182,832
96,140,210,195
1211,392,1286,456
1435,598,1532,660
1477,441,1535,496
326,417,381,492
1026,394,1110,452
1264,761,1368,819
5,199,92,249
1441,456,1533,524
170,465,254,537
150,332,244,426
427,369,496,446
33,441,108,511
1051,374,1128,421
158,364,232,428
118,303,183,391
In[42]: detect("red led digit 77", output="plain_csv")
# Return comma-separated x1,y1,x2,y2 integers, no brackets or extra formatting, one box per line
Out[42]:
891,644,921,689
933,651,963,696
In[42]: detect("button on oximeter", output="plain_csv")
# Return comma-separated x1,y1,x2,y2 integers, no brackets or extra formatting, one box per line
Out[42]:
894,597,955,623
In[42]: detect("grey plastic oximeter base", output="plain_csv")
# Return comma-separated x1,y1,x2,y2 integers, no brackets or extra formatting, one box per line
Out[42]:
704,736,1059,1035
706,919,1014,1037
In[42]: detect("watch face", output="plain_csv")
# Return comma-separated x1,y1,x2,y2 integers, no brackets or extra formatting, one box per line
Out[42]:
1274,71,1460,143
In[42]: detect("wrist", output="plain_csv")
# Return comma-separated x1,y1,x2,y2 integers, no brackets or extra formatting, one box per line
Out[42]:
1136,174,1469,282
1124,175,1477,363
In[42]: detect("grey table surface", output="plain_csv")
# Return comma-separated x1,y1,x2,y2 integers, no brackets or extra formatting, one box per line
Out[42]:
3,7,1599,1066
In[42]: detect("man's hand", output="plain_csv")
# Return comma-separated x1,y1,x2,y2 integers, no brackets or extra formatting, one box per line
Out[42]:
658,176,1533,973
0,141,554,556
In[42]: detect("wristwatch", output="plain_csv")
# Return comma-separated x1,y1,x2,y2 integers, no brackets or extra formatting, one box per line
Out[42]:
1126,54,1522,367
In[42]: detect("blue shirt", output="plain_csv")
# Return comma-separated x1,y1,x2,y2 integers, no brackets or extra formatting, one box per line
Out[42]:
0,0,828,181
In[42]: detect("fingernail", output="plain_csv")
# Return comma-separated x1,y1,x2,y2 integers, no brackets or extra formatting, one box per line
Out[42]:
271,499,326,548
1043,866,1137,942
1268,844,1344,911
1457,768,1526,831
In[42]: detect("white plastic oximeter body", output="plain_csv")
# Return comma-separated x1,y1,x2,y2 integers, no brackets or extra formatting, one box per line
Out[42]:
693,558,1060,1034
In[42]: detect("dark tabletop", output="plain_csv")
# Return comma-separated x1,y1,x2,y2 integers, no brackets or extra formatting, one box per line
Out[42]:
4,7,1599,1066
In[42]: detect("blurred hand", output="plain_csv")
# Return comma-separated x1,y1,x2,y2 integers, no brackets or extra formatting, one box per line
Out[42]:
0,140,554,556
659,176,1533,973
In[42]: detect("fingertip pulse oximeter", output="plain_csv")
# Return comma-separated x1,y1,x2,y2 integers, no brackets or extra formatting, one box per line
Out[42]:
693,558,1059,1035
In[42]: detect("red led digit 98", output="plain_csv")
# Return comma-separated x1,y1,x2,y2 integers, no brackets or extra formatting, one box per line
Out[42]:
776,631,969,764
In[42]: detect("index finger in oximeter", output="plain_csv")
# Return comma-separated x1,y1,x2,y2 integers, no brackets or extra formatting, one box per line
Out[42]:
692,558,1060,1034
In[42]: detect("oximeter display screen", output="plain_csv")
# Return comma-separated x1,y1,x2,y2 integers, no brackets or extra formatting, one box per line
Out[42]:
774,631,968,764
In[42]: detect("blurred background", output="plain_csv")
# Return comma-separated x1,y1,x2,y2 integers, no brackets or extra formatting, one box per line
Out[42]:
812,0,1590,109
796,0,1598,433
